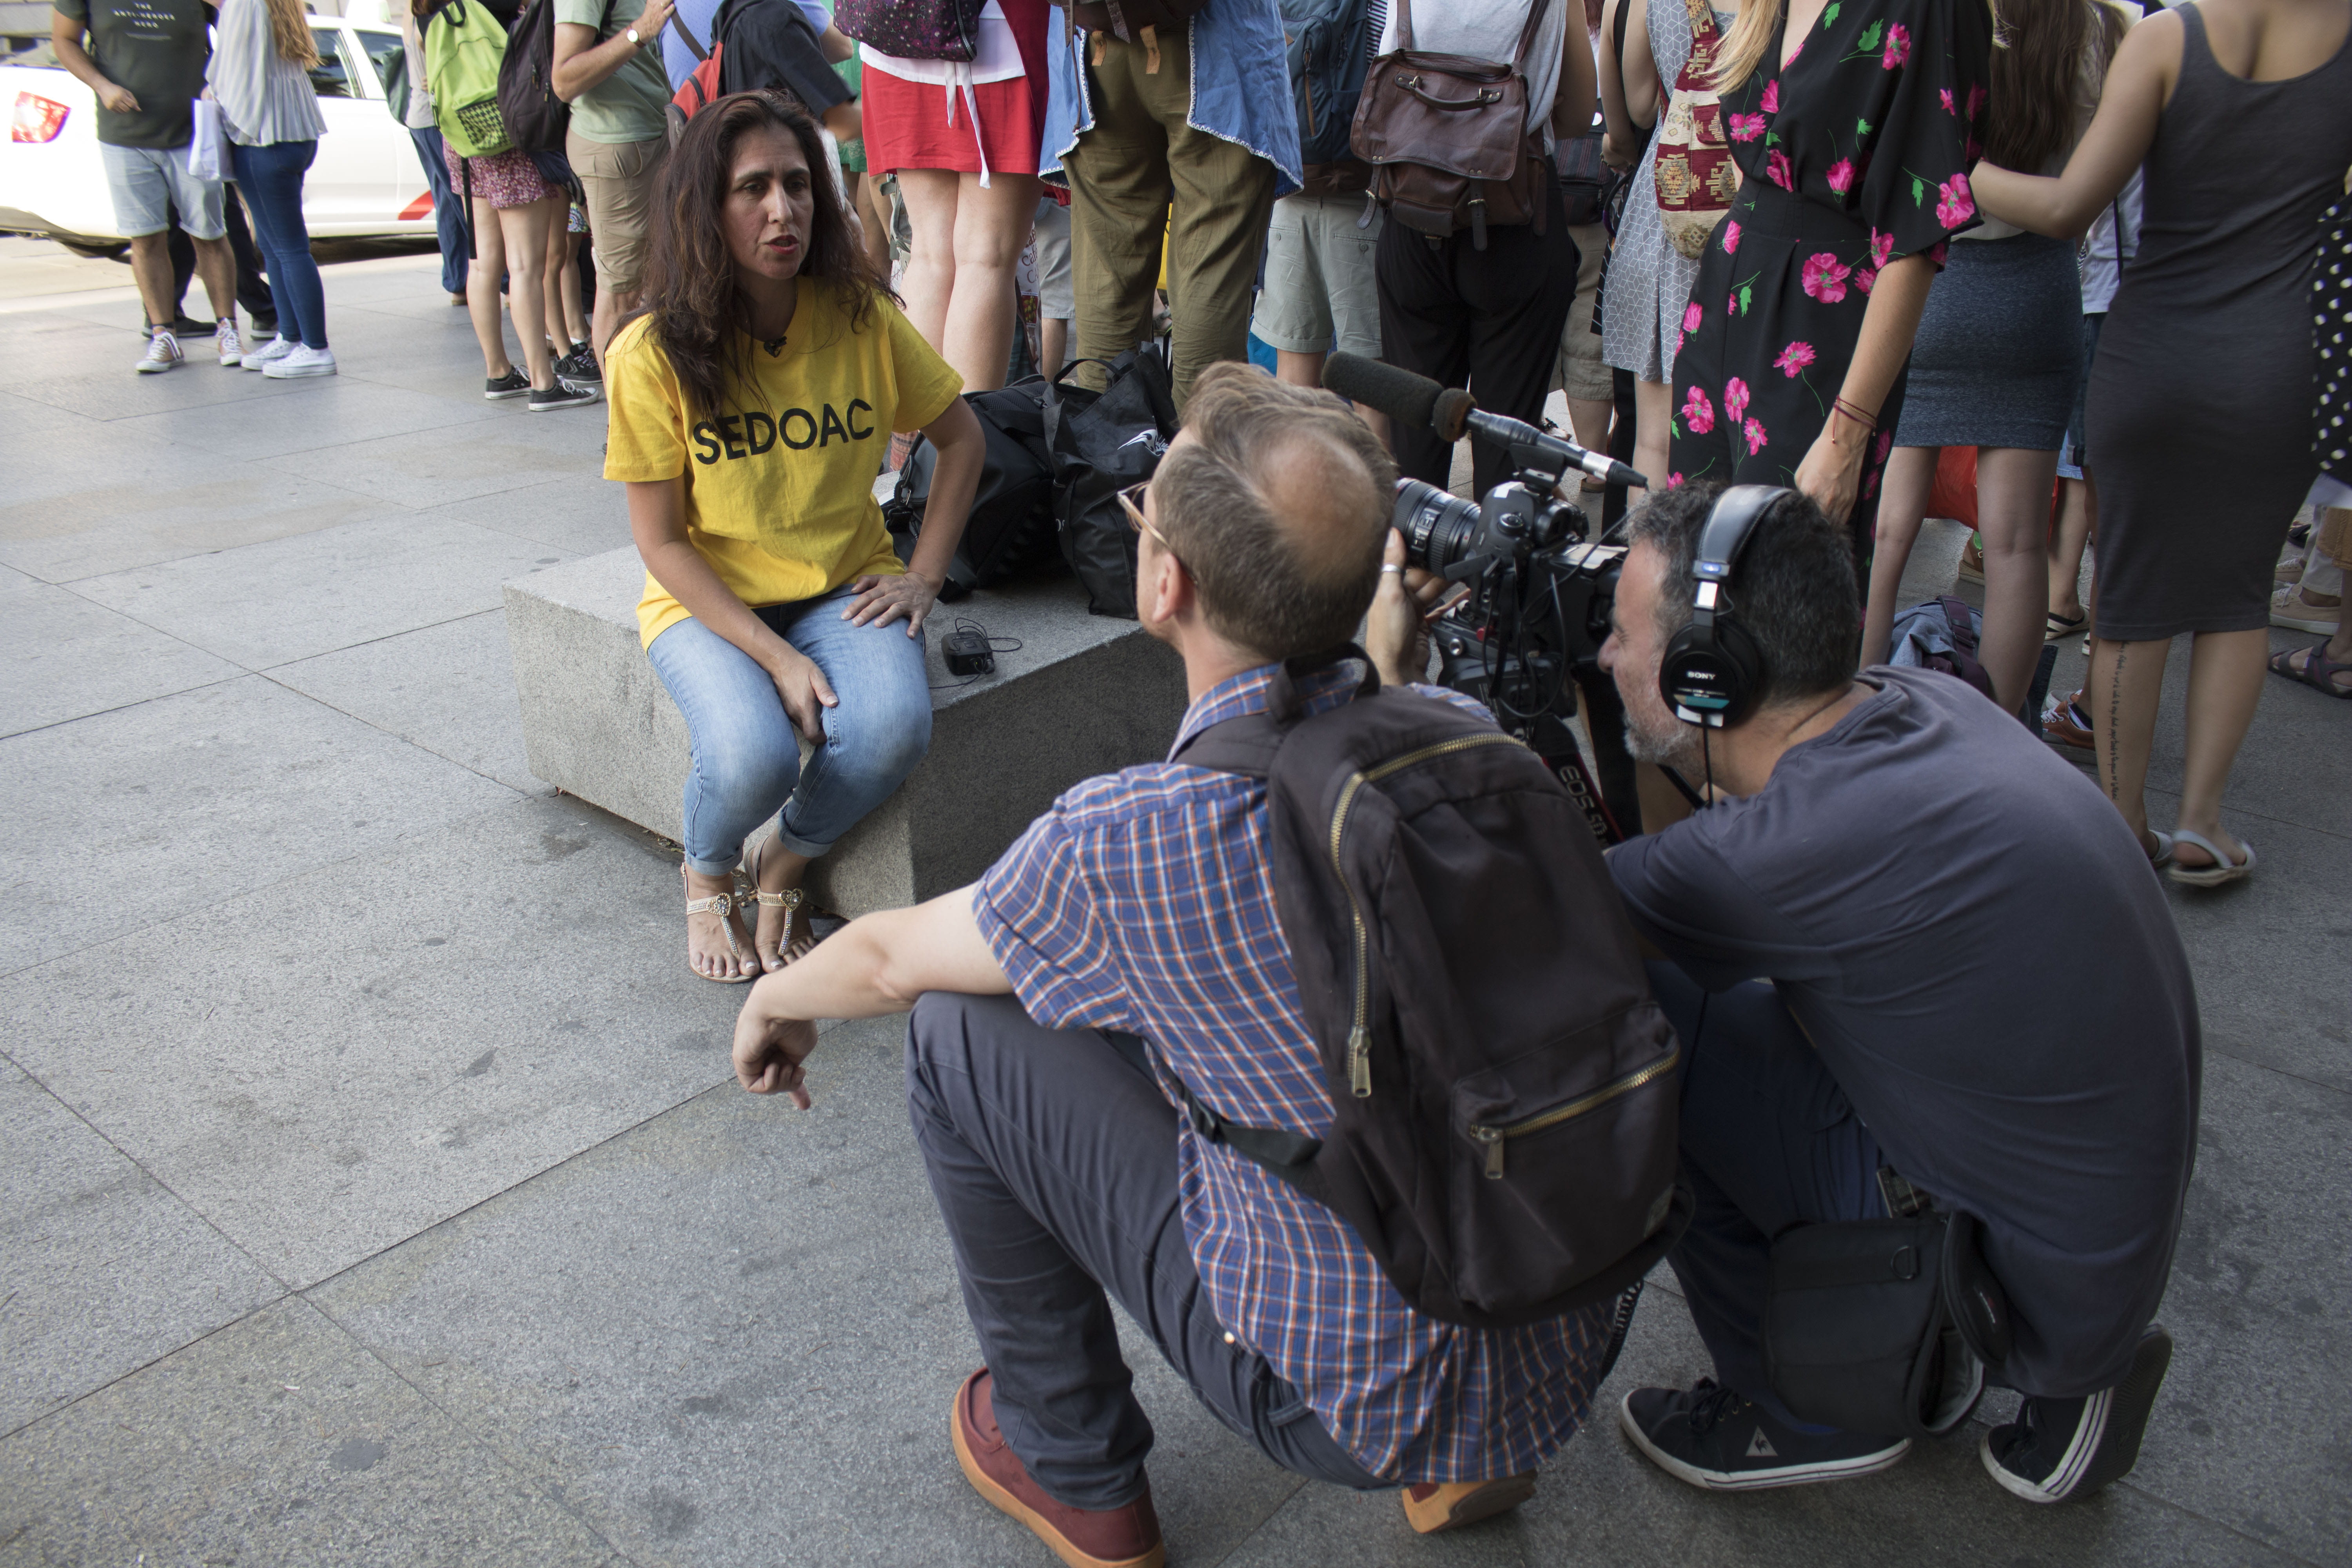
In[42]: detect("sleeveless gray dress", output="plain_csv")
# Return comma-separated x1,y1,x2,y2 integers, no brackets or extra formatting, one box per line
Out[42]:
2091,3,2352,640
1600,0,1733,382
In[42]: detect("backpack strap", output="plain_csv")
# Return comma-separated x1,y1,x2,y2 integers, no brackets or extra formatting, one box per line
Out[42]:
1165,1061,1331,1201
1509,0,1551,72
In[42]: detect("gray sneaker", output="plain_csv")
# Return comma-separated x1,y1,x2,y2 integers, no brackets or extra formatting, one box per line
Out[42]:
214,318,241,366
136,330,182,374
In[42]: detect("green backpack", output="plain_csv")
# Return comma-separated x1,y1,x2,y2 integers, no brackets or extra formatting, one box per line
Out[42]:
425,0,514,158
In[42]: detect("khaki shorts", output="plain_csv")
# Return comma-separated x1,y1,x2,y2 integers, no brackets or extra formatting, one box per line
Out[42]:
566,129,668,294
1249,191,1384,359
1553,221,1613,402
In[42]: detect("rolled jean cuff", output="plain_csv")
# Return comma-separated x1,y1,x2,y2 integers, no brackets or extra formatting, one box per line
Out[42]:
770,820,836,860
681,848,745,879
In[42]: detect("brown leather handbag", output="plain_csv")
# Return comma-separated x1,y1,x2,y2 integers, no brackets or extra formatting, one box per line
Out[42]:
1349,0,1552,249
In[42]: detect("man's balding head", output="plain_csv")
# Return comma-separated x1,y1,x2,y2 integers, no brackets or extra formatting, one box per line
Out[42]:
1152,364,1397,662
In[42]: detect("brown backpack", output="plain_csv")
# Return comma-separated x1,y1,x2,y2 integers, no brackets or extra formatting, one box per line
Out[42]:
1349,0,1553,249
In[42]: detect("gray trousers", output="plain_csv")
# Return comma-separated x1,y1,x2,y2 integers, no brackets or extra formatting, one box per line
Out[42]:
905,991,1384,1509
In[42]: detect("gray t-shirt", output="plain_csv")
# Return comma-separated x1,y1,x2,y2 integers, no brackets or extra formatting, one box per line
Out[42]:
1607,666,2200,1397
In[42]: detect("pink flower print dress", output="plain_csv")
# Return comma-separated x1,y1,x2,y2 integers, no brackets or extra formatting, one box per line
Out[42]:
1666,0,1990,561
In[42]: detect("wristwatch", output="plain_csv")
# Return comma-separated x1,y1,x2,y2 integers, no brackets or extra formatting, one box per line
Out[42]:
624,24,640,43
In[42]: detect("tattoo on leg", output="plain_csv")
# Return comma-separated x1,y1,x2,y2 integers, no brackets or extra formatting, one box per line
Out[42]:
2104,644,2128,800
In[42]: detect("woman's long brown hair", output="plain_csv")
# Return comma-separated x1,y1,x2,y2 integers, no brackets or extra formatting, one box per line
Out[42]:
639,91,891,421
1984,0,2124,170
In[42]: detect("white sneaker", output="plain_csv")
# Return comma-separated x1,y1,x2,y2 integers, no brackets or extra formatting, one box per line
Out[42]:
242,334,295,372
263,344,337,379
214,319,241,366
136,330,181,374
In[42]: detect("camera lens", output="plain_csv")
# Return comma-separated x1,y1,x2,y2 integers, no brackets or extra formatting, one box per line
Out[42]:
1392,479,1483,575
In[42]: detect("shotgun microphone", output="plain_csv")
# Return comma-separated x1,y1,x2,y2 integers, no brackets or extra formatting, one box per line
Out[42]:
1321,353,1650,492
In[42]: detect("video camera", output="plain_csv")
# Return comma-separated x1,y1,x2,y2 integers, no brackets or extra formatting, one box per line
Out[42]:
1323,354,1648,840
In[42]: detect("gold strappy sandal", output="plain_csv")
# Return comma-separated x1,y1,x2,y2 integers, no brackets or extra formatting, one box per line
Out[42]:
681,861,757,983
747,834,819,971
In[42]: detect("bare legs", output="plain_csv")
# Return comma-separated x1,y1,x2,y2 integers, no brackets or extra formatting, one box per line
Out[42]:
2089,630,2266,867
894,167,1043,392
547,221,589,356
130,230,234,330
1275,347,1393,445
461,194,560,389
1860,445,2055,715
1039,316,1069,382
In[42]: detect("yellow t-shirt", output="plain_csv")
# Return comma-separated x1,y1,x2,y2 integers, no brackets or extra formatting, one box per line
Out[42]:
603,280,964,647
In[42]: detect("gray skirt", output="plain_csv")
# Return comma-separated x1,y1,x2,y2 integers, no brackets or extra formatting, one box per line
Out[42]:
1894,232,2085,450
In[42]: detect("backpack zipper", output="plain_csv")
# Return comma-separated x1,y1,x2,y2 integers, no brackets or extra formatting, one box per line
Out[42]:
1328,731,1523,1098
1467,1045,1681,1179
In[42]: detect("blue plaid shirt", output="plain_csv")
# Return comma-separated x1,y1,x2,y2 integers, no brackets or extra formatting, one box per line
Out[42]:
974,661,1612,1481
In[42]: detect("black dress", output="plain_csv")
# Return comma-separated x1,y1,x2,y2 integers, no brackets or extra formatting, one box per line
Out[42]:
1668,0,1992,557
2090,3,2352,641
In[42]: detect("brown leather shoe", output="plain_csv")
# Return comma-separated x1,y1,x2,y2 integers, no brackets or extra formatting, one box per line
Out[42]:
1401,1473,1538,1534
951,1369,1166,1568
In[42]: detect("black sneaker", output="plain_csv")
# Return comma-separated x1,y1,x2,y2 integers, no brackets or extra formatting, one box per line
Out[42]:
1982,1324,2172,1503
556,343,601,383
485,368,531,400
528,380,601,412
1619,1380,1910,1491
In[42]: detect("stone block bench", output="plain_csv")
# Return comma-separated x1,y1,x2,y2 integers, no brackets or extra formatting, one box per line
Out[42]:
503,547,1188,916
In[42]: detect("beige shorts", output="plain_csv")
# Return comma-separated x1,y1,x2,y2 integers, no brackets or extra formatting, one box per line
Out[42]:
1553,221,1613,403
1249,191,1384,359
566,129,668,294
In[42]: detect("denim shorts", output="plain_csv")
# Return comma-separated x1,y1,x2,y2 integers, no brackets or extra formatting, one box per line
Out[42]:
101,141,226,240
2056,312,2105,481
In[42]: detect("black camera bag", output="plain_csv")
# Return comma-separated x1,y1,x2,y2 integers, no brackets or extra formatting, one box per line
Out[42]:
886,378,1064,594
1169,653,1691,1329
1764,1206,2013,1439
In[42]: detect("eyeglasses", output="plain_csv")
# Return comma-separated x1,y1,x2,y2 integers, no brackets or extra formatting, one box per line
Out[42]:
1116,481,1186,573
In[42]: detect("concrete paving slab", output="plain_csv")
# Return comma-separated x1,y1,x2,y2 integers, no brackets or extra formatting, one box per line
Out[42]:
0,793,745,1287
0,1057,285,1438
7,352,313,421
262,406,614,514
443,473,637,558
0,1296,628,1568
0,386,102,435
103,376,501,462
311,1015,1309,1568
69,513,572,668
2167,818,2352,1097
0,674,515,975
268,608,544,793
2129,1053,2352,1564
0,571,240,737
0,436,396,585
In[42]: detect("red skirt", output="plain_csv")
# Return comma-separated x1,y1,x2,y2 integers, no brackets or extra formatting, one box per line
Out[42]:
860,0,1049,177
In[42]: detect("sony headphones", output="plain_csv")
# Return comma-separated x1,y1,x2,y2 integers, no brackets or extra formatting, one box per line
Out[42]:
1657,484,1792,728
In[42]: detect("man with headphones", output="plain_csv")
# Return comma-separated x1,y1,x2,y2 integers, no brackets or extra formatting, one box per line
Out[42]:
1374,481,2200,1504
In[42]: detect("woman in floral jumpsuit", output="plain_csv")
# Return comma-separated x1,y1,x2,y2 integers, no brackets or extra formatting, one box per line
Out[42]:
1668,0,1993,564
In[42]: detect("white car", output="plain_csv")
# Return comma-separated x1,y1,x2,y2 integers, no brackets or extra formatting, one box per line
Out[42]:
0,1,436,253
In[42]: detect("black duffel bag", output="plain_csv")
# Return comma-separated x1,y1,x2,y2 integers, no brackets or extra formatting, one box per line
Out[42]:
1764,1204,2014,1440
885,378,1065,595
1042,343,1178,619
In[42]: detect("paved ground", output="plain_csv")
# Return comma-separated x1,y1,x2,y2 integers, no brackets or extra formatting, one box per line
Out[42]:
1,243,2346,1568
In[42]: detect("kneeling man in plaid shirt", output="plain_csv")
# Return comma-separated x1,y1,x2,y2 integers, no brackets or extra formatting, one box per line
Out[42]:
730,366,1617,1568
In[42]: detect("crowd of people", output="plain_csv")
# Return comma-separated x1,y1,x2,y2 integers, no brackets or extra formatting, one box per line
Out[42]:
51,0,2349,1556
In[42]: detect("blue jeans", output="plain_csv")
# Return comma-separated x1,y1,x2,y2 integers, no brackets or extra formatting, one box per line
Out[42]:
408,125,468,296
1650,961,1888,1430
644,589,932,875
228,140,326,349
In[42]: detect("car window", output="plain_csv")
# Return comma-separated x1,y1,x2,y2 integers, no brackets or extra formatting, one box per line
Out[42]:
2,0,62,68
355,27,403,98
307,23,355,97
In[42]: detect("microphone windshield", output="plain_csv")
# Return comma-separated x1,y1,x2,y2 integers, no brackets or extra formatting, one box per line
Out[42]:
1322,353,1443,432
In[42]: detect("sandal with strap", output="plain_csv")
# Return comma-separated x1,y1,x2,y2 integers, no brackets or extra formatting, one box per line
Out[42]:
747,835,820,972
2167,828,2255,889
681,861,758,983
2267,641,2352,699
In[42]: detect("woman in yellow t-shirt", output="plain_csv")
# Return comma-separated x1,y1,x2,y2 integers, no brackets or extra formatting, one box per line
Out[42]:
606,92,984,983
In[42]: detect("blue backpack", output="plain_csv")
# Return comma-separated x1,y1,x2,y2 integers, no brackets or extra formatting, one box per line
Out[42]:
1282,0,1372,185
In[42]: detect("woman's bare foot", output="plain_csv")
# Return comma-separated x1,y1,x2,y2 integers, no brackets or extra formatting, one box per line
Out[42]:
682,863,757,982
748,834,819,973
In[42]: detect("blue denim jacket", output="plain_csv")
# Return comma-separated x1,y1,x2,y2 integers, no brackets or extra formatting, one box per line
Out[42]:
1042,0,1303,199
